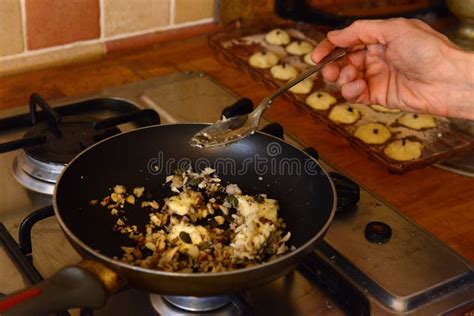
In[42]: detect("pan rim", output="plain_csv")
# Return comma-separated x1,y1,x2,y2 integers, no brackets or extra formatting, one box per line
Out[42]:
53,122,337,278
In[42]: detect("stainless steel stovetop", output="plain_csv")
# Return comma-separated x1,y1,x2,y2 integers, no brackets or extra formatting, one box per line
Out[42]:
0,71,472,315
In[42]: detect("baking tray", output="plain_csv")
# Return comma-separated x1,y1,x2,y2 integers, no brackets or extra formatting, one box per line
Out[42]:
208,22,473,173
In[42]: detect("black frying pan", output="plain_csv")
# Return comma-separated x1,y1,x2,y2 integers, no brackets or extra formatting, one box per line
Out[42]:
0,124,336,315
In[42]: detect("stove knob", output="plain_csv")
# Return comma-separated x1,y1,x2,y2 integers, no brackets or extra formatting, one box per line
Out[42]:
221,98,254,118
365,221,392,243
329,172,360,214
260,123,284,140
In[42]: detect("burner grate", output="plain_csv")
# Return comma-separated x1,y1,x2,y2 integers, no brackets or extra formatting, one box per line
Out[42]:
0,93,161,194
0,94,160,157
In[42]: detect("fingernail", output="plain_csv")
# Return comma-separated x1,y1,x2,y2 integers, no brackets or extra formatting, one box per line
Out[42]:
328,30,341,37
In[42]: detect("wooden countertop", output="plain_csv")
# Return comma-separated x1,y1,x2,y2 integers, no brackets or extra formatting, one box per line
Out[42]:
1,33,473,263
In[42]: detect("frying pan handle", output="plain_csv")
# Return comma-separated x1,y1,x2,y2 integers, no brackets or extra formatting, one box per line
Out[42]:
0,260,121,315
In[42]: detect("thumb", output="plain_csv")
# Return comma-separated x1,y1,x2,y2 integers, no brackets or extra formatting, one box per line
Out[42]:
327,19,387,48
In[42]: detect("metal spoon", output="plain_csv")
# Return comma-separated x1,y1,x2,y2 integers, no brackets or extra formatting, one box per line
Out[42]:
190,46,350,148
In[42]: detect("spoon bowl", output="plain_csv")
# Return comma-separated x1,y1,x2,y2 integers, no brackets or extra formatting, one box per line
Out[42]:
191,46,350,148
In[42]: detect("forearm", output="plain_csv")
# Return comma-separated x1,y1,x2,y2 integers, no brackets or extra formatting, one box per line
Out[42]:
446,48,474,120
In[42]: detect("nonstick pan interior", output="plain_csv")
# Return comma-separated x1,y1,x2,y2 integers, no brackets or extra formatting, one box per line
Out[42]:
54,124,335,294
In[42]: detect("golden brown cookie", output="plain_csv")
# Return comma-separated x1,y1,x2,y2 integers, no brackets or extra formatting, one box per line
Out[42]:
397,113,436,130
289,78,313,94
370,104,401,113
354,123,392,145
270,64,298,80
384,139,422,161
248,51,279,69
265,29,291,45
329,104,361,124
286,41,314,56
303,52,315,65
305,91,337,110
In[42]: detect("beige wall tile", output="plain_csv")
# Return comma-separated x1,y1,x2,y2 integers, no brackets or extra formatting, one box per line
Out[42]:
0,0,24,56
0,43,104,77
104,0,170,37
175,0,215,24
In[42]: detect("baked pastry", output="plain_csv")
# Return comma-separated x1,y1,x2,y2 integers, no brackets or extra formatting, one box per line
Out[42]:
265,29,291,45
305,91,337,110
328,104,361,124
371,104,401,113
270,64,298,80
384,139,422,161
248,51,279,69
289,78,313,94
397,113,436,130
354,123,391,145
303,52,315,65
286,41,314,56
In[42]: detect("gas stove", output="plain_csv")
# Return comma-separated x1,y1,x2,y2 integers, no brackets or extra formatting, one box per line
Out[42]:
0,71,472,315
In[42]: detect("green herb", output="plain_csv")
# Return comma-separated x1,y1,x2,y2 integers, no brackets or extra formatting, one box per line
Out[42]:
187,177,202,186
200,241,211,249
254,195,265,203
179,231,192,244
174,168,185,175
226,195,239,208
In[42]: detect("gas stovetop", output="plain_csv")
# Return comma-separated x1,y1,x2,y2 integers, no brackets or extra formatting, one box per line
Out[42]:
0,71,472,316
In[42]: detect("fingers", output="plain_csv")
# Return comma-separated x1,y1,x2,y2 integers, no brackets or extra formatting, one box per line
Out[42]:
311,38,334,63
321,63,340,82
336,64,359,86
320,50,366,83
327,19,388,47
341,79,369,102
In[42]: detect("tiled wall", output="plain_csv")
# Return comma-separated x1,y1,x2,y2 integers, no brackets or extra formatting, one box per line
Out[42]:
0,0,216,76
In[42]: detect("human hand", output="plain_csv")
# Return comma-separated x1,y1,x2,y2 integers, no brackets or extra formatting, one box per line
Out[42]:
312,18,474,119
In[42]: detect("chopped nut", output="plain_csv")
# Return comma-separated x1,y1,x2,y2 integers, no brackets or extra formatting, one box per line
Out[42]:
100,196,110,206
111,193,122,203
214,216,225,225
116,218,125,226
142,200,159,209
113,185,126,194
133,186,145,198
111,208,119,216
89,200,98,205
145,242,156,251
126,195,135,205
218,205,229,215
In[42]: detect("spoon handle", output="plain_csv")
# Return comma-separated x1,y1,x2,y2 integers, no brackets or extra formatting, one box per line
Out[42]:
262,46,351,107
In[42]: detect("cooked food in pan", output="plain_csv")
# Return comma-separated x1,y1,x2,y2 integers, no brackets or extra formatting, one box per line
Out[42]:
92,168,293,273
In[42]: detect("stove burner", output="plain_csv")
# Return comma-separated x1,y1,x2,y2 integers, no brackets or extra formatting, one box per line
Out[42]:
0,93,160,194
14,115,120,195
12,153,57,195
23,116,120,164
150,294,241,315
